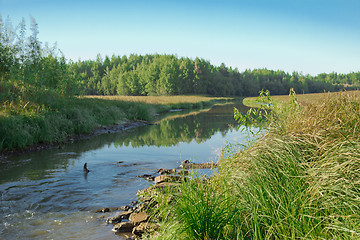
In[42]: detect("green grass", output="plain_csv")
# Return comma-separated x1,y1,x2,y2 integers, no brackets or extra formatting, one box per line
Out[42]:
147,91,360,239
0,82,230,151
243,90,360,108
0,82,155,151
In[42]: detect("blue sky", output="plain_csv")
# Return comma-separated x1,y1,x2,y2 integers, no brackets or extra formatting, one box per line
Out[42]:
1,0,359,75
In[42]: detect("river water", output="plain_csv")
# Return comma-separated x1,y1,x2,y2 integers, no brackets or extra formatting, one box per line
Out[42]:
0,101,251,240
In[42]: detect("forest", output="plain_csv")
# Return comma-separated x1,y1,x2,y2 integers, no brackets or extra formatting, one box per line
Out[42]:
1,16,360,99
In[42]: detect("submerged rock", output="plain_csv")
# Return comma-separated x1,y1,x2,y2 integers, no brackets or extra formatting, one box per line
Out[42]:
137,174,153,179
95,207,110,213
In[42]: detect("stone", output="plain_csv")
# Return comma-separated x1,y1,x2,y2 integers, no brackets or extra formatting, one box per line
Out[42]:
157,168,176,174
107,210,133,223
180,162,217,169
146,176,155,182
176,170,189,175
154,175,182,184
137,174,153,179
117,205,131,211
112,222,135,233
132,222,159,236
129,212,149,224
95,207,110,213
130,200,138,206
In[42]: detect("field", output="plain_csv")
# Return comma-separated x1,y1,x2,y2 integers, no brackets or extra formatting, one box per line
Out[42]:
84,95,230,105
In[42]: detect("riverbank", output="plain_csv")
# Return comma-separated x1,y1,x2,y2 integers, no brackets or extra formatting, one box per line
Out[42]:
0,84,229,158
140,91,360,239
0,121,149,161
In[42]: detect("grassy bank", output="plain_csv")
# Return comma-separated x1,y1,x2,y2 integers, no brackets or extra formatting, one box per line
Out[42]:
146,91,360,239
243,90,360,108
84,95,231,113
0,82,228,152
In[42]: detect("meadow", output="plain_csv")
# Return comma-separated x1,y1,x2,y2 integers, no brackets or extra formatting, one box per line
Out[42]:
146,91,360,239
243,90,360,107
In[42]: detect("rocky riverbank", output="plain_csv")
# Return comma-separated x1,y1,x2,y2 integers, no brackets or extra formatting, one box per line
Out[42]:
95,161,217,239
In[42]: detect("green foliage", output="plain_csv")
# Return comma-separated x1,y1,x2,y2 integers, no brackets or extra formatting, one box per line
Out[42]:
70,54,355,97
0,81,155,150
234,89,273,133
151,175,239,240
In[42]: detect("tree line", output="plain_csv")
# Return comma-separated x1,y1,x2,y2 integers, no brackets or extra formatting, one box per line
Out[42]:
1,16,360,98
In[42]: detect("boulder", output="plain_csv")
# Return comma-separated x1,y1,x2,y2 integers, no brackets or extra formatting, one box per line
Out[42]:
132,222,159,236
117,205,131,211
129,212,149,224
157,168,176,174
137,174,153,179
154,175,182,184
112,222,135,233
95,207,110,213
146,176,155,182
107,210,133,223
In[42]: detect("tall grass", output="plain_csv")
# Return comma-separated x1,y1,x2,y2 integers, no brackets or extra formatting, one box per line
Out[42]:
149,92,360,239
0,82,155,151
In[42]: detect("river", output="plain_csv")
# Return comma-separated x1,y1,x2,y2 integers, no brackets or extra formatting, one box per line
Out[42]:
0,100,251,240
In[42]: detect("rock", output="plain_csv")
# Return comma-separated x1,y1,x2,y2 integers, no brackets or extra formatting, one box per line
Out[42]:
180,162,217,169
138,182,179,195
107,210,133,223
130,200,138,206
95,207,110,213
112,222,135,233
176,170,189,175
146,176,155,182
132,200,154,213
137,174,153,179
157,168,176,174
129,212,149,224
117,205,131,211
124,236,137,240
154,175,182,184
132,222,159,236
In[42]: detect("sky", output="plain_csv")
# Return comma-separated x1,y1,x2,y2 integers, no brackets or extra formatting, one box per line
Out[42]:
1,0,359,75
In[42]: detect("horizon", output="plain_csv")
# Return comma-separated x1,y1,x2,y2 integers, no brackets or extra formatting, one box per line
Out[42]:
1,0,359,76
